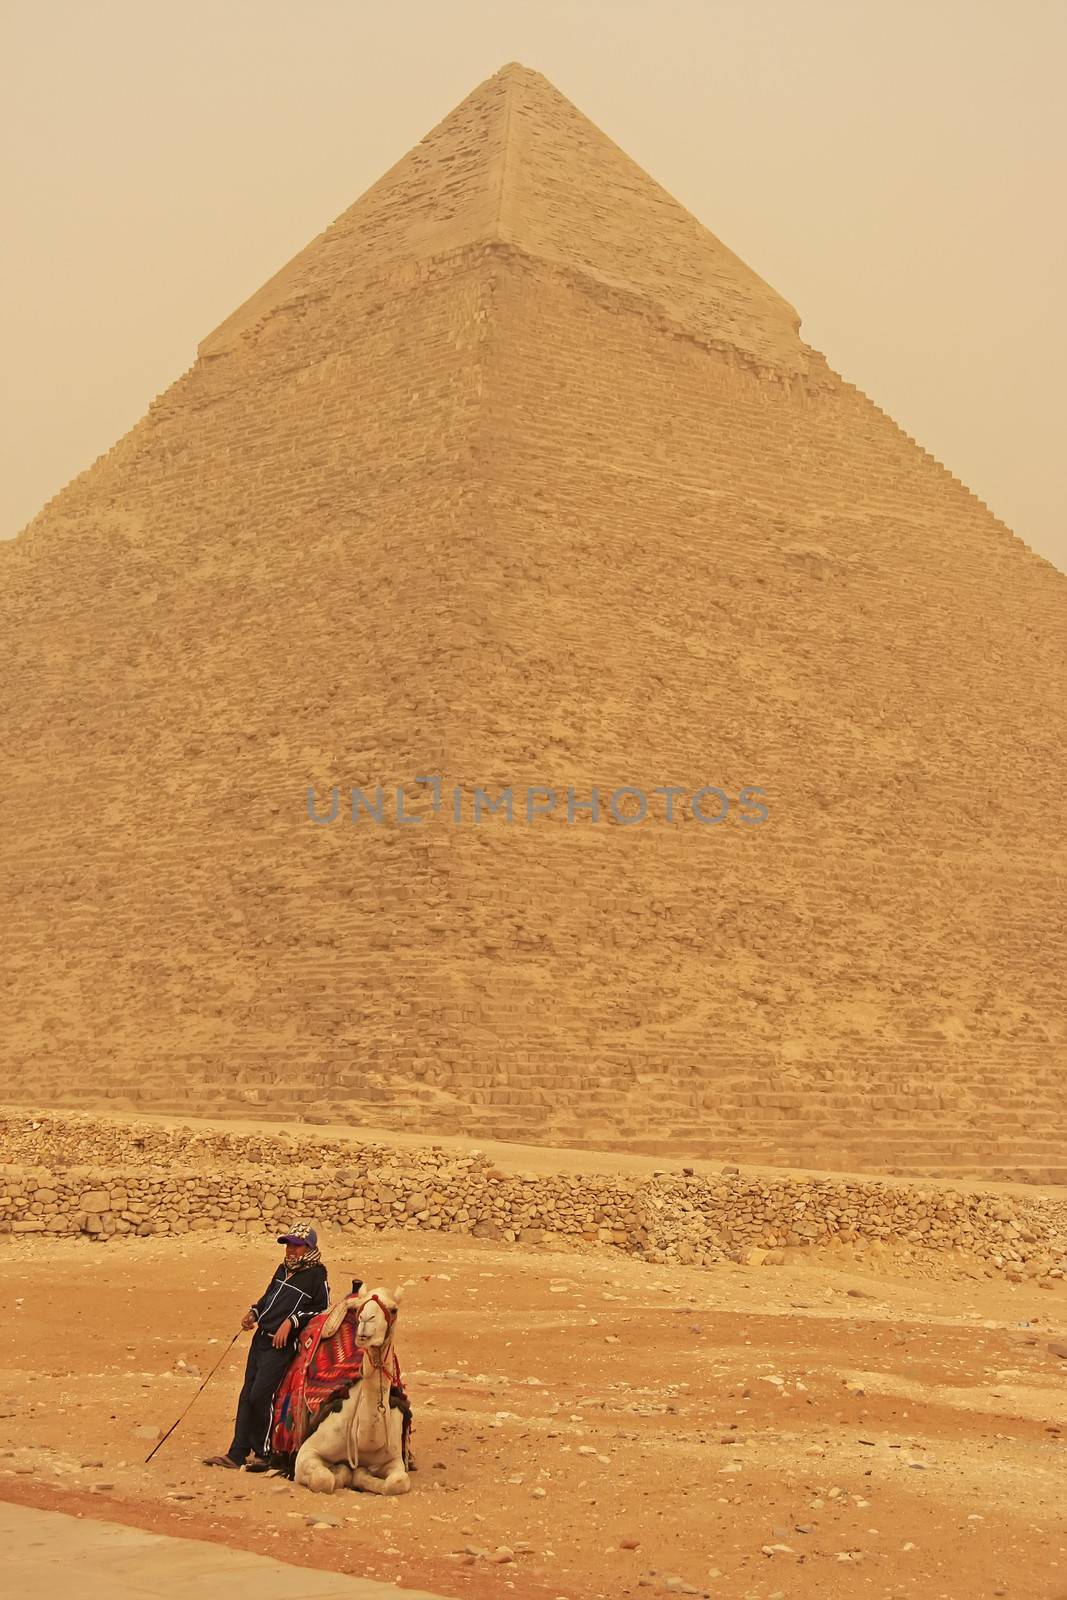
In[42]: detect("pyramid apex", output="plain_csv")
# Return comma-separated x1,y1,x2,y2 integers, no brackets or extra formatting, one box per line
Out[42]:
199,60,807,373
491,61,553,90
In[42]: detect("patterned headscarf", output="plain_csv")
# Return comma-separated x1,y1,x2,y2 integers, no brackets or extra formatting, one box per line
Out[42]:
282,1220,322,1275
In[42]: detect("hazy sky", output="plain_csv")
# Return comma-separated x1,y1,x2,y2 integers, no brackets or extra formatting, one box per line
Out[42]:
3,0,1065,573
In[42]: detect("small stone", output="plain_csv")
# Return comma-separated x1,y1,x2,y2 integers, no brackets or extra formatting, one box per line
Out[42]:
621,1537,640,1549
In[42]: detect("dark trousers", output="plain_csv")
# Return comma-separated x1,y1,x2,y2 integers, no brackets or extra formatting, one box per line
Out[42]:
227,1333,294,1463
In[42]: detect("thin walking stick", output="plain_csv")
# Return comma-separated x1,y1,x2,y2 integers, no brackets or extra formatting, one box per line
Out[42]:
145,1327,244,1463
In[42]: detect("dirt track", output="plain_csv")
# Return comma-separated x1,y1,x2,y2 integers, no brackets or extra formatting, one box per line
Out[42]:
1,1229,1065,1600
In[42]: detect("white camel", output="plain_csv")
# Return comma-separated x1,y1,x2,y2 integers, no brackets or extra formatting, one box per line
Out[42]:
294,1285,410,1496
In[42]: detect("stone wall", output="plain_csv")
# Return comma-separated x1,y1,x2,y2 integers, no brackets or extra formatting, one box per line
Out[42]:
2,1116,1064,1284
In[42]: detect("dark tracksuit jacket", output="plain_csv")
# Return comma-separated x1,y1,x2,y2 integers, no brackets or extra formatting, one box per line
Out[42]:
227,1260,329,1463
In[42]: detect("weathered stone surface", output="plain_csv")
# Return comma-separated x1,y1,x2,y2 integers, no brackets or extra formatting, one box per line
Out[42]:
0,69,1063,1180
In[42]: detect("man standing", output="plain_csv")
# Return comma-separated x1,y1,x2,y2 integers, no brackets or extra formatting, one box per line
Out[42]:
204,1222,329,1471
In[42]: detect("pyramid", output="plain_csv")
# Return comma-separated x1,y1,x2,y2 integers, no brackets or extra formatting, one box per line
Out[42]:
2,64,1065,1181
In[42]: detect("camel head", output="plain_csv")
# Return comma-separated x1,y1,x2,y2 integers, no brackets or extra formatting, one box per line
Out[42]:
352,1285,401,1349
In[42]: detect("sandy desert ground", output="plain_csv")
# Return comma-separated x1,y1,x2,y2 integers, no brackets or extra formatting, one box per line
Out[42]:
1,1219,1065,1600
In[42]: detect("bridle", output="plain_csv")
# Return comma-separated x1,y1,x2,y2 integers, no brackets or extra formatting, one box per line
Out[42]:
350,1293,400,1427
356,1293,397,1336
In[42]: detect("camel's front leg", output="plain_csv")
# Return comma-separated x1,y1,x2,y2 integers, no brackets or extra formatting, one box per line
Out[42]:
352,1460,410,1496
295,1445,354,1495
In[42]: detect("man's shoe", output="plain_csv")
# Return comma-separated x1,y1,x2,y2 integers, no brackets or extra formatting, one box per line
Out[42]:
244,1459,272,1473
203,1455,241,1469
